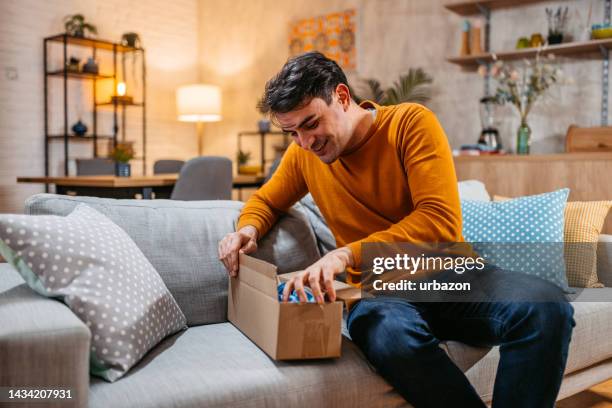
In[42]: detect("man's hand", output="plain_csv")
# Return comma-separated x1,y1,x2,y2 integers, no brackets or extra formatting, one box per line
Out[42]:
218,225,258,277
282,247,354,304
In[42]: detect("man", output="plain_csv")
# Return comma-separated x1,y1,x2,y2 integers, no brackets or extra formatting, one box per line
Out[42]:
218,52,574,408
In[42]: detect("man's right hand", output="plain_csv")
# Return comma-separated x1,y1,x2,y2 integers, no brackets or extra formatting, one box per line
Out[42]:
218,225,259,277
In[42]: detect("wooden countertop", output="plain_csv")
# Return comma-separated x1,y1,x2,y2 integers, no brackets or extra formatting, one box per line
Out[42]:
454,152,612,162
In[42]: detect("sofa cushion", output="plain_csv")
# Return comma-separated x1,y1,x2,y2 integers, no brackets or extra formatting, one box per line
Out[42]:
461,189,571,291
24,194,321,326
599,234,612,286
448,293,612,403
89,323,404,408
294,194,337,255
90,293,612,407
0,204,187,382
457,180,491,202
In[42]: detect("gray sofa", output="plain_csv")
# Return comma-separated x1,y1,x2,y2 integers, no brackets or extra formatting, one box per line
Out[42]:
1,192,612,408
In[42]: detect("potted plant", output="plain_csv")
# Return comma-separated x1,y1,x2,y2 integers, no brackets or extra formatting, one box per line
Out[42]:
237,150,259,175
545,7,568,45
63,14,98,38
110,142,135,177
351,68,433,106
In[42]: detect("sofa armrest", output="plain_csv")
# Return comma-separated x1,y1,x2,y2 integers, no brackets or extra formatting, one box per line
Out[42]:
599,234,612,287
0,264,90,407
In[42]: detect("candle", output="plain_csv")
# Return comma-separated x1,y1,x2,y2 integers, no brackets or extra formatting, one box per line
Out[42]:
117,82,126,96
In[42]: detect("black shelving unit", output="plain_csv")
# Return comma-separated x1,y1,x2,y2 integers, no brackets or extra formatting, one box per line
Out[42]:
43,34,147,188
237,130,289,173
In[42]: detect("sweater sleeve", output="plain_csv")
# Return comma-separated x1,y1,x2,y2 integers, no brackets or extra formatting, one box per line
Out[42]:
346,107,463,268
237,143,309,238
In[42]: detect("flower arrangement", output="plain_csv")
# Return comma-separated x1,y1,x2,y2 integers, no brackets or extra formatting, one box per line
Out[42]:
478,51,568,154
109,142,135,164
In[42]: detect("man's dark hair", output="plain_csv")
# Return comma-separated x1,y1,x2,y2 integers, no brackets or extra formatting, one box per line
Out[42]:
258,52,348,115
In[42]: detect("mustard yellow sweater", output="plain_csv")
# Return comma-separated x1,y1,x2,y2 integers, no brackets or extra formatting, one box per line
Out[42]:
237,101,463,285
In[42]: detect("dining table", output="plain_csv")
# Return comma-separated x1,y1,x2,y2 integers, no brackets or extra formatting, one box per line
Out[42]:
17,174,266,200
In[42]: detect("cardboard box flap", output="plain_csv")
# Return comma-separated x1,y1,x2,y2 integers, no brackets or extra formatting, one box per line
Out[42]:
238,253,278,299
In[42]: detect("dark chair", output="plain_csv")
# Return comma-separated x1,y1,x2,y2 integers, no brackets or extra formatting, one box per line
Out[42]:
153,160,185,174
264,157,282,183
76,158,115,176
171,156,232,200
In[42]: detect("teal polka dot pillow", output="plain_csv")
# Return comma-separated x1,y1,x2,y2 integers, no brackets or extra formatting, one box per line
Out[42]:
461,188,570,291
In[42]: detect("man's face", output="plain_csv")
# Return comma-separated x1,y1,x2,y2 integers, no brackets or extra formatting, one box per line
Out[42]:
275,92,350,164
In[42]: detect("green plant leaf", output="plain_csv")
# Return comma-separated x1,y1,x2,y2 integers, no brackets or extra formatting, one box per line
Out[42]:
386,68,433,105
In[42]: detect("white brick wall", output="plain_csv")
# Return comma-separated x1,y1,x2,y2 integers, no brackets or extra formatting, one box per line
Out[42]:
0,0,200,213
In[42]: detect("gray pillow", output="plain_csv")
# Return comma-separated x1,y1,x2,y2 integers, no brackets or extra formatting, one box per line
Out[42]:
0,204,187,382
294,193,337,255
25,194,322,325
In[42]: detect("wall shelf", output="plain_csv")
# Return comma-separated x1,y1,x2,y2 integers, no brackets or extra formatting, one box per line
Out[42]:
48,135,114,141
448,38,612,67
445,0,557,16
95,101,144,107
237,131,289,174
45,34,142,53
46,70,114,80
444,0,612,126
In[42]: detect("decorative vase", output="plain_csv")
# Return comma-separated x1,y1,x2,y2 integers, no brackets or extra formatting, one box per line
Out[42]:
257,119,271,133
115,162,131,177
516,120,531,155
66,57,80,73
71,119,87,136
82,57,99,74
547,32,563,45
121,32,141,48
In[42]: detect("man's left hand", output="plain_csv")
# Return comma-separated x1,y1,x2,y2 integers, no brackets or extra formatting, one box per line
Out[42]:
282,247,354,304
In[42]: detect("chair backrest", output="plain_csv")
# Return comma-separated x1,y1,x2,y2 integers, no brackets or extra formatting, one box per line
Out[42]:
171,156,233,200
566,125,612,152
264,157,282,183
76,158,115,176
153,159,185,174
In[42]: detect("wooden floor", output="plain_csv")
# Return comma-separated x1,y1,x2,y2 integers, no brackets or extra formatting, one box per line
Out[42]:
558,379,612,407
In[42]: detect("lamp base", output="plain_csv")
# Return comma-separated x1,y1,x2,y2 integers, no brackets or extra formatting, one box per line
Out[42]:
197,122,204,156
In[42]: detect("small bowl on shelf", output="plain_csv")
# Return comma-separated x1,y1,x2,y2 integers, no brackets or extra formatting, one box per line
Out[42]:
592,24,612,39
238,165,261,175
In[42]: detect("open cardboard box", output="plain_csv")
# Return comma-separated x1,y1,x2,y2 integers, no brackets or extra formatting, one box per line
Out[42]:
228,253,360,360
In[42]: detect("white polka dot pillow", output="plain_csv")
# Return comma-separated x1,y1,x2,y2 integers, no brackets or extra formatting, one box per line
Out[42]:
461,188,571,291
0,204,187,382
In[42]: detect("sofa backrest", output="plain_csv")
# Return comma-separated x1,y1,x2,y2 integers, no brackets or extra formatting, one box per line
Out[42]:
24,194,321,326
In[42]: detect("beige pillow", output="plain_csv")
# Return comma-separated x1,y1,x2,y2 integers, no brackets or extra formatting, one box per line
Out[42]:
494,196,612,287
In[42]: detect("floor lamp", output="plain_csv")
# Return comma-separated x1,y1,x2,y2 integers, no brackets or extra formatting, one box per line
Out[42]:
176,84,222,155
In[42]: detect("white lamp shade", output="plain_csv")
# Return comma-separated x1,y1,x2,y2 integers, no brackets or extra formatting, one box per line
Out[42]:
176,84,222,122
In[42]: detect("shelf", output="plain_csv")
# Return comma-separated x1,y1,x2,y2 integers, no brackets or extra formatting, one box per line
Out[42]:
447,38,612,67
48,135,114,141
444,0,553,16
45,34,142,53
46,70,113,80
95,101,144,107
238,131,287,136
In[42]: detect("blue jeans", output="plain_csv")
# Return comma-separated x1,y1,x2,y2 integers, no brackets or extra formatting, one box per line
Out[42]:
347,270,575,408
